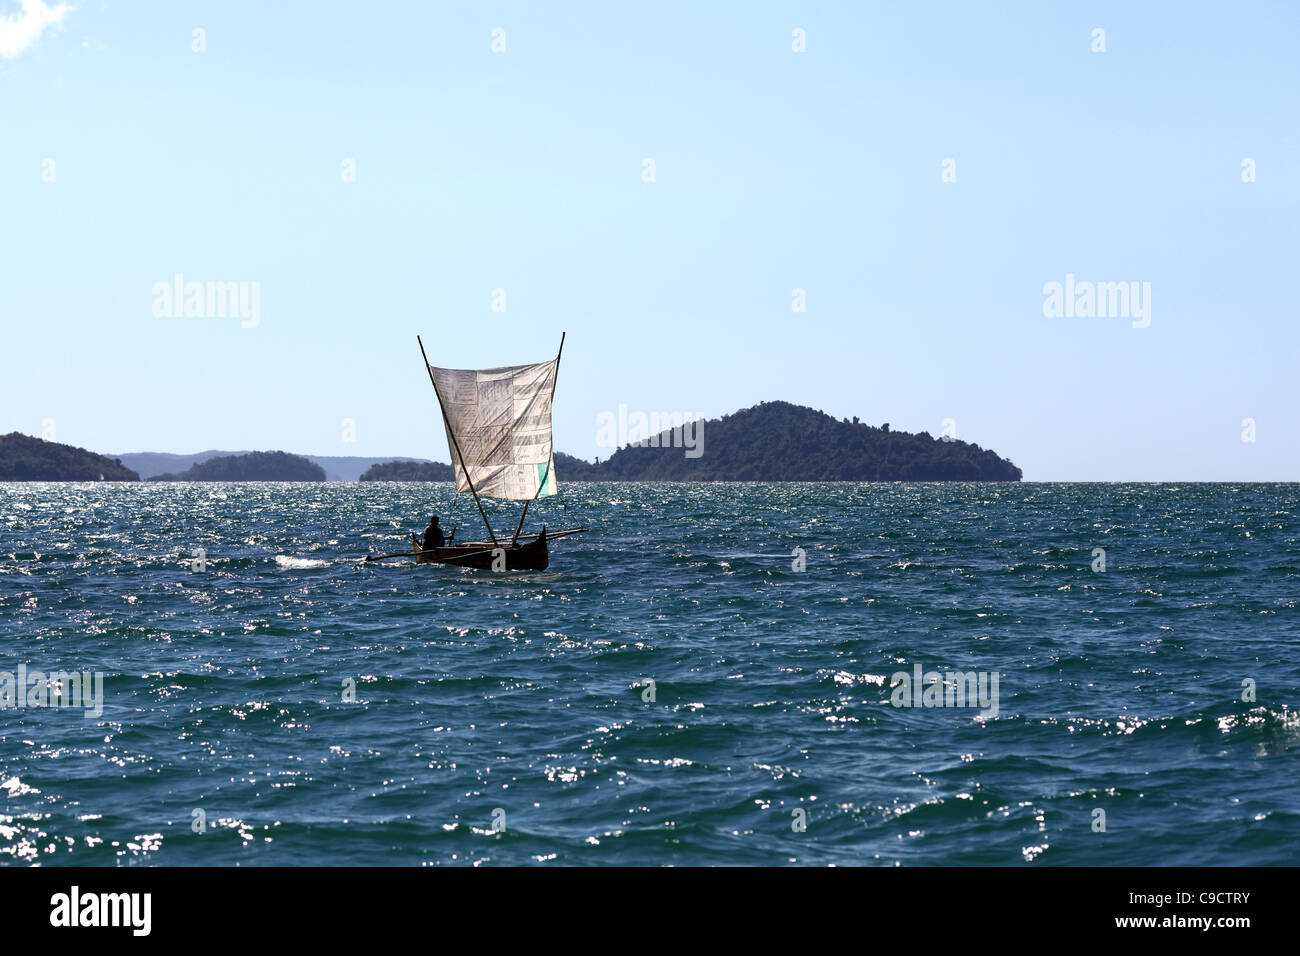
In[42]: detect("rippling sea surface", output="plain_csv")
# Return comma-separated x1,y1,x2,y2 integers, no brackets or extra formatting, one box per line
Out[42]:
1,481,1297,866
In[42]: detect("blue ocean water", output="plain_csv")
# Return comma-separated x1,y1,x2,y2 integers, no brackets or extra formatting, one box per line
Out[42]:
0,481,1297,866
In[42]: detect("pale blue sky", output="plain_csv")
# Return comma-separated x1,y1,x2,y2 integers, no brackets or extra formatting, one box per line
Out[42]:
2,1,1297,480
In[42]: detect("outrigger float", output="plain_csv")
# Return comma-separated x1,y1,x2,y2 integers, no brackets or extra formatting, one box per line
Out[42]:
364,333,587,571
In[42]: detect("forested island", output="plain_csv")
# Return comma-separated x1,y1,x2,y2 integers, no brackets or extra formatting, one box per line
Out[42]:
559,402,1022,481
147,451,326,481
359,460,455,481
0,433,140,481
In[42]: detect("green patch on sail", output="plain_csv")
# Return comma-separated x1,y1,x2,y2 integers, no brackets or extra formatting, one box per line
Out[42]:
537,461,555,497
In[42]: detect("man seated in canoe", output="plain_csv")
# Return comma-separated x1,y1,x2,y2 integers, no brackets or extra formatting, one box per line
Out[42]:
411,515,449,553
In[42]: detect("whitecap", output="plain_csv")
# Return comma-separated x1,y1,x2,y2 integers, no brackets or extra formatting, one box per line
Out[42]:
275,555,330,569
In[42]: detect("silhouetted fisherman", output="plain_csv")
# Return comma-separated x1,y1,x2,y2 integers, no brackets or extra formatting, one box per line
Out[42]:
422,515,446,550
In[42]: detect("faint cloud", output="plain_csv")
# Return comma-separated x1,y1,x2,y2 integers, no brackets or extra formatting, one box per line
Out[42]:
0,0,72,59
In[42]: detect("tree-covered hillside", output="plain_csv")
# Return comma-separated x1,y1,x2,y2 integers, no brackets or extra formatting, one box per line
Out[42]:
148,451,326,481
576,401,1022,481
360,460,455,481
0,433,140,481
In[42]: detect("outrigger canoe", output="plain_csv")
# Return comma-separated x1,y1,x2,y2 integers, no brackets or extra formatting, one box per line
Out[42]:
412,526,551,571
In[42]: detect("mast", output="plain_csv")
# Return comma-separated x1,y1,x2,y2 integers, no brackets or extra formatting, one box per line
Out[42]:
418,334,498,546
512,332,565,546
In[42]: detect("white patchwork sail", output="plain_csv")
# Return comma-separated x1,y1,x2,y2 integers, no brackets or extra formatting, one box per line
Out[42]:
427,359,559,500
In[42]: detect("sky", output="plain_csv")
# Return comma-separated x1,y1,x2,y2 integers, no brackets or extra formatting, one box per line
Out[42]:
1,1,1297,480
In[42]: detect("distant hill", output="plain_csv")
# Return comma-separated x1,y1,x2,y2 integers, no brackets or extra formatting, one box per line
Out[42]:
573,401,1022,481
360,460,456,481
0,433,140,481
116,451,432,481
147,451,326,482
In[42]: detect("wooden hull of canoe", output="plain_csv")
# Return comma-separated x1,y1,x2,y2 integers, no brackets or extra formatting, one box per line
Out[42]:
415,530,549,571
